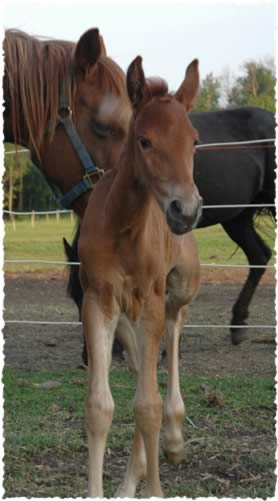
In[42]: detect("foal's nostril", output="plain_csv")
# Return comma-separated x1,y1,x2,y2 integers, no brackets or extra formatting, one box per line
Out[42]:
170,200,183,217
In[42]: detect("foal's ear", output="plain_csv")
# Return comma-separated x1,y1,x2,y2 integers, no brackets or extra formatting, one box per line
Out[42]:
99,34,107,57
126,56,146,109
175,59,199,112
74,28,102,75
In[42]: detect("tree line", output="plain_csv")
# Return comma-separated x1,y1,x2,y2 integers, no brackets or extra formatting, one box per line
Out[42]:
4,58,275,213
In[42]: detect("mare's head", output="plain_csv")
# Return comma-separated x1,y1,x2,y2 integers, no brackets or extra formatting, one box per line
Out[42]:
71,29,131,175
126,57,202,234
4,28,131,214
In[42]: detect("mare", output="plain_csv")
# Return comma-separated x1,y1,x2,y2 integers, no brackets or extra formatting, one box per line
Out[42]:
64,106,275,364
3,27,139,369
4,28,131,216
78,56,201,497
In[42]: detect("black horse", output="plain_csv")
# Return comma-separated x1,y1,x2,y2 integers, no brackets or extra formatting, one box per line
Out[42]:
64,106,276,365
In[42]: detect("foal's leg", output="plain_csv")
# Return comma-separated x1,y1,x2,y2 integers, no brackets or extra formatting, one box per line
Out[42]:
133,307,164,497
116,315,139,373
163,305,186,464
116,425,147,497
82,289,119,497
117,308,164,497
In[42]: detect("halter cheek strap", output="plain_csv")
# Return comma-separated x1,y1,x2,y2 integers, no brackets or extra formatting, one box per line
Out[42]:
52,99,104,209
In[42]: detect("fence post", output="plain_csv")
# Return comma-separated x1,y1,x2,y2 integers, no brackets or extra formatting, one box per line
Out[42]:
56,210,60,224
46,213,49,224
31,210,35,228
12,215,16,231
70,211,74,224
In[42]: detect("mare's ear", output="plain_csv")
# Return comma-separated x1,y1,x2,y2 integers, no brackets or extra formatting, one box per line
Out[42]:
126,56,146,109
175,59,199,112
74,28,102,75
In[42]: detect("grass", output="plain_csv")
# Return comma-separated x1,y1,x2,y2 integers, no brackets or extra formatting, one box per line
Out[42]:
4,213,275,273
3,367,276,498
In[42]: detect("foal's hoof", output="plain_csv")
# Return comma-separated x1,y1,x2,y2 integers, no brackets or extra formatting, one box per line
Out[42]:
230,327,248,345
163,446,186,465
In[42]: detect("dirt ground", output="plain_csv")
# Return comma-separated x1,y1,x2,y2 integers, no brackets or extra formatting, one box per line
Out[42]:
3,271,276,377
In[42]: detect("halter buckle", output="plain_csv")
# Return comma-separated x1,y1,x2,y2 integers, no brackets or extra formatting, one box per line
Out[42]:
84,168,104,188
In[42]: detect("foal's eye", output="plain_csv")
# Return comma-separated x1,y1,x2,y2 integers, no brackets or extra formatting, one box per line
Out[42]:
138,137,152,150
92,120,112,139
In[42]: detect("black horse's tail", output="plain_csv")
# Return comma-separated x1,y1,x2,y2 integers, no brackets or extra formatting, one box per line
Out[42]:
63,224,83,319
263,110,275,213
251,108,276,222
253,109,276,241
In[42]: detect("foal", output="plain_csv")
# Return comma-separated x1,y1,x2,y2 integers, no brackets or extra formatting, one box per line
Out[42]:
79,56,202,497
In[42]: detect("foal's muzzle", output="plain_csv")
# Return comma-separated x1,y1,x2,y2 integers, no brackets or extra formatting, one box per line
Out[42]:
166,195,203,235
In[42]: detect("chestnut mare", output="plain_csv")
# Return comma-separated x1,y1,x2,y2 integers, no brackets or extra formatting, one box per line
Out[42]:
79,56,202,497
4,28,131,216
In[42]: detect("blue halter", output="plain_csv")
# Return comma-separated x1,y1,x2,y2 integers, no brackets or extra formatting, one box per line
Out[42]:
52,98,104,209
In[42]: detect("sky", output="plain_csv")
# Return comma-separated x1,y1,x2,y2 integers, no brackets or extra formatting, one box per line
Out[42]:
2,0,276,91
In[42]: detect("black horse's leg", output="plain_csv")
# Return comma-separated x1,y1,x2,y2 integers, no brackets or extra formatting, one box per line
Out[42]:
222,210,272,345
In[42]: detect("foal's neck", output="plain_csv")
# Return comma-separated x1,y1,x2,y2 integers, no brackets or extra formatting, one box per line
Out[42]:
107,140,152,240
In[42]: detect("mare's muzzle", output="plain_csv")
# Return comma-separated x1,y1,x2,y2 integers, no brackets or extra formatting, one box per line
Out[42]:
166,195,203,235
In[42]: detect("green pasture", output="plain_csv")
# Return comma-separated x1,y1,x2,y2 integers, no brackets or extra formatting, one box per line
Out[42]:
3,368,275,498
4,213,275,273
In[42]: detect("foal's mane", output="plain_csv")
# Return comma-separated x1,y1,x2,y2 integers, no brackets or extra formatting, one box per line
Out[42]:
4,29,126,160
145,78,169,100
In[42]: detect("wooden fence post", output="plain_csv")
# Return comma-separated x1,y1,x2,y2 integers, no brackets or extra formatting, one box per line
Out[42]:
31,210,35,228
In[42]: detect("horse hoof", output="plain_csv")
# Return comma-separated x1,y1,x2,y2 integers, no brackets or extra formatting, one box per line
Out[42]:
231,328,248,345
163,446,185,465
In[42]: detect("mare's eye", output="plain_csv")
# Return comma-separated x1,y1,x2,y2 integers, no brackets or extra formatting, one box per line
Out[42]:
92,120,112,139
138,137,152,150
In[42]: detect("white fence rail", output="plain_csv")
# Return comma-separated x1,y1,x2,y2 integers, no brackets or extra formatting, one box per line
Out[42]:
4,320,276,329
3,204,276,215
4,259,275,270
4,138,275,156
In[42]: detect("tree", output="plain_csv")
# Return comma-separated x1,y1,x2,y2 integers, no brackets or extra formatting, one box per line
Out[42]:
3,144,31,213
21,166,57,211
227,58,275,111
195,73,221,111
3,144,57,212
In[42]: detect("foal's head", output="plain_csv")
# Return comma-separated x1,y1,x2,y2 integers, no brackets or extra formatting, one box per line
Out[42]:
126,57,202,234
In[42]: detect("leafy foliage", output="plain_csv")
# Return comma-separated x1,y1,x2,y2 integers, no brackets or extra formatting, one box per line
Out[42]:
226,59,275,111
195,72,221,111
3,144,57,212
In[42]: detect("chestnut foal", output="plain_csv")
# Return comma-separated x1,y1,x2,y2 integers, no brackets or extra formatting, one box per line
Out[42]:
79,56,202,497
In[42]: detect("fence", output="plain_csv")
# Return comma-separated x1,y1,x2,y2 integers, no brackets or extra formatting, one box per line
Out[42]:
3,139,276,330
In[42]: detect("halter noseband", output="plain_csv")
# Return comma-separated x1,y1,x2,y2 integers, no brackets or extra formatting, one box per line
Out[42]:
51,96,104,209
